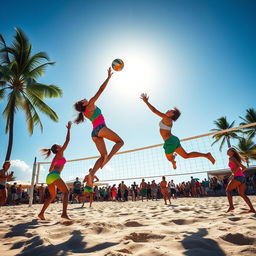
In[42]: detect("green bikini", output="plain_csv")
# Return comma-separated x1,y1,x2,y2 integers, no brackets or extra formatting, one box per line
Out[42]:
84,186,93,193
46,157,66,185
159,121,181,154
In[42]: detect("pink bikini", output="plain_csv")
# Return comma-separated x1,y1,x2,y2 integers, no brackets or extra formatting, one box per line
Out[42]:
228,162,246,183
53,157,66,166
228,162,245,177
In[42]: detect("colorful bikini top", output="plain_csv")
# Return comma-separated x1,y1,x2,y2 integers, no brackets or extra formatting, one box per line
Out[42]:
84,106,106,129
53,157,66,166
228,162,245,177
159,121,171,131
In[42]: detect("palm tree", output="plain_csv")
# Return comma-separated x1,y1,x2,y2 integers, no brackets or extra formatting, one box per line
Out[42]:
239,108,256,140
0,28,62,161
235,137,256,167
211,117,239,151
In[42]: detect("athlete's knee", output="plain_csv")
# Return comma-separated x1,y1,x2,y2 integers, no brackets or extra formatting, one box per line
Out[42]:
117,138,124,146
49,195,56,201
63,190,69,196
100,153,108,159
183,153,190,159
238,191,245,197
226,187,232,193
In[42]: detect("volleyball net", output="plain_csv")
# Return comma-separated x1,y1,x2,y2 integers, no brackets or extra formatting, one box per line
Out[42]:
35,123,256,185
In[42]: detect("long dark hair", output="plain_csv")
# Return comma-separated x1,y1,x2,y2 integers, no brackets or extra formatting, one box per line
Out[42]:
40,144,59,159
229,147,244,163
74,101,86,124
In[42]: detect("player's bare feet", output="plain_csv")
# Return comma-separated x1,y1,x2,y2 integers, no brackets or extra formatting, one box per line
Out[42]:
61,214,72,220
240,209,256,214
207,153,215,164
38,213,46,220
226,206,235,213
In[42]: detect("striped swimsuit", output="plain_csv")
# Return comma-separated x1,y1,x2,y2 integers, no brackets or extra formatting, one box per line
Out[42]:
84,106,106,137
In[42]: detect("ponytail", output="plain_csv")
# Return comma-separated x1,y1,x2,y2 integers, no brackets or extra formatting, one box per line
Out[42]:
74,101,86,124
40,144,58,159
40,148,51,158
74,112,85,124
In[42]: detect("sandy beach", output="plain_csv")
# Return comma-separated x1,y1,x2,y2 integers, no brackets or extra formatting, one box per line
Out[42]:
0,196,256,256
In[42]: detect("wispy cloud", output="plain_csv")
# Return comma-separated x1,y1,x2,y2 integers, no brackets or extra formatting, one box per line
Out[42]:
10,160,32,173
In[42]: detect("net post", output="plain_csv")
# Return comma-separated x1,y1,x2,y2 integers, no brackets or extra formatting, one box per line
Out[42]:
29,157,37,207
35,162,40,185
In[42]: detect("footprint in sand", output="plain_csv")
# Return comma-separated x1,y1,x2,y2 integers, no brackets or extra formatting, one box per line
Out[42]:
240,247,256,254
221,233,255,245
117,248,132,254
179,207,193,212
228,217,241,222
124,221,144,227
172,219,198,225
125,232,165,242
48,231,72,239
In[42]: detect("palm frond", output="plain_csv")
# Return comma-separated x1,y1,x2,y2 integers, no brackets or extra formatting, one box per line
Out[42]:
25,92,59,122
27,62,55,79
211,136,221,146
22,51,51,75
229,120,235,129
210,128,221,132
21,97,34,134
0,34,11,64
21,96,43,134
219,137,226,151
0,80,6,87
26,83,62,99
0,87,7,100
0,65,13,82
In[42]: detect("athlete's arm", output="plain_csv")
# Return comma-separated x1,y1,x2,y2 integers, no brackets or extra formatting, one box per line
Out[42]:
140,93,166,118
60,121,72,153
88,68,113,106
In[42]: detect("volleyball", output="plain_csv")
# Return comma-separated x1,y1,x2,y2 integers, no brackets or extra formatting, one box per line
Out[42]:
112,59,124,71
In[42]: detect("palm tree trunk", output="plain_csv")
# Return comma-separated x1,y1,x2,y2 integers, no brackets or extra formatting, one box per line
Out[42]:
5,105,14,161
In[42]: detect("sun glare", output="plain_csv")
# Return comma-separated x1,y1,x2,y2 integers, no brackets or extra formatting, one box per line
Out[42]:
111,49,162,98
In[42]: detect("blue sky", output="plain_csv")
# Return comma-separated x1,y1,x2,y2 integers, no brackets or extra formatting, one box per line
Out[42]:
0,0,255,183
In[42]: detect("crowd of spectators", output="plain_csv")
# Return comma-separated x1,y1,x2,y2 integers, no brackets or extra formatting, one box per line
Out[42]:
4,174,256,205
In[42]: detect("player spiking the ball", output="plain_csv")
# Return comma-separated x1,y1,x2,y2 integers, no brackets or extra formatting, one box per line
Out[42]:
140,93,215,169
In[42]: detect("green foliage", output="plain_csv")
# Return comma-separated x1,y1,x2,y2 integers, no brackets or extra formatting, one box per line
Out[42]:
235,137,256,166
211,117,239,151
0,28,63,160
239,108,256,140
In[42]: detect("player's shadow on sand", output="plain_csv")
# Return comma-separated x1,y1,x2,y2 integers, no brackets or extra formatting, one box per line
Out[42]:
4,219,55,238
181,228,226,256
7,220,118,255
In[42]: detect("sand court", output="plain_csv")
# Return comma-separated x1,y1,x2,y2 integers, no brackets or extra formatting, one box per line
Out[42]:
0,196,256,256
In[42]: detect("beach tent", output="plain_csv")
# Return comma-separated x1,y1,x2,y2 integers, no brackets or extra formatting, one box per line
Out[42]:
207,169,231,180
7,180,31,189
65,179,109,188
207,166,256,180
